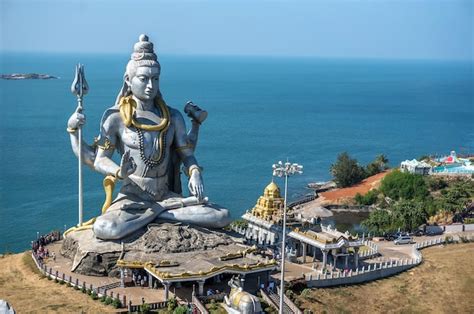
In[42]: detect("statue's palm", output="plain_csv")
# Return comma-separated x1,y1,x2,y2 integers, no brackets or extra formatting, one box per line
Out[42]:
120,151,137,179
188,171,204,200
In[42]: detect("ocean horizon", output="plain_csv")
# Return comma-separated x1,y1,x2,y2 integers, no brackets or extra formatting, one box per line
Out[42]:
0,53,473,253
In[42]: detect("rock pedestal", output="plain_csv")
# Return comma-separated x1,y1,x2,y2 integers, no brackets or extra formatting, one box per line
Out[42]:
61,221,241,276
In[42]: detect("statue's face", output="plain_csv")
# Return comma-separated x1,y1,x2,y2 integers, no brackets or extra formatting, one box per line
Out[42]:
129,66,160,101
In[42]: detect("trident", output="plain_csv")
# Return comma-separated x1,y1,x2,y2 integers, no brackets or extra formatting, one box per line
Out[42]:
71,64,89,226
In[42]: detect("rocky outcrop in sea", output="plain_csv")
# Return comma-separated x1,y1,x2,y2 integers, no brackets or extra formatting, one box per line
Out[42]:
1,73,58,80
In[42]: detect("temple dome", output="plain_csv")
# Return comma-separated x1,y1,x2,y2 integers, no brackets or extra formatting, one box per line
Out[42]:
264,181,281,198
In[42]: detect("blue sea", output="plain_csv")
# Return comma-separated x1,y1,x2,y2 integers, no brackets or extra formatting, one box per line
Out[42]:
0,53,473,253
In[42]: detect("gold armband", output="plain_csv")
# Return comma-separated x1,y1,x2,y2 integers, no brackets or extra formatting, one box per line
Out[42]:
188,165,202,176
175,144,195,152
115,168,123,180
66,127,77,134
97,138,115,151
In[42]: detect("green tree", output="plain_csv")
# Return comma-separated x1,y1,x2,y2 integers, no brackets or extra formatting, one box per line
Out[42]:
330,152,366,188
361,210,393,235
365,154,389,177
439,180,474,213
391,200,428,231
379,170,428,201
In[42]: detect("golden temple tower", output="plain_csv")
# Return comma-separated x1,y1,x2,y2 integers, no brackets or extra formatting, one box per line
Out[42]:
251,180,284,222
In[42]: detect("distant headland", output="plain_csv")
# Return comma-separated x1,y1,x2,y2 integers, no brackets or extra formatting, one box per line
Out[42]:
0,73,58,80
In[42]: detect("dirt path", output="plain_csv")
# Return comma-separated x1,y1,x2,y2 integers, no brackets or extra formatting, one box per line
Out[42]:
319,171,389,204
296,242,474,314
0,252,115,313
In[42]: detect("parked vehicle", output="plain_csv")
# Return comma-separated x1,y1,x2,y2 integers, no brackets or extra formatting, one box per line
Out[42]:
385,231,408,241
426,229,444,236
394,235,413,245
410,229,425,236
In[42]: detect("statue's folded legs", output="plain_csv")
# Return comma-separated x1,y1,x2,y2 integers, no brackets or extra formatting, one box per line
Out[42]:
94,200,231,240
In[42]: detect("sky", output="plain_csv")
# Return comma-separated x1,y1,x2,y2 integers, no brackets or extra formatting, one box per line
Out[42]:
1,0,473,60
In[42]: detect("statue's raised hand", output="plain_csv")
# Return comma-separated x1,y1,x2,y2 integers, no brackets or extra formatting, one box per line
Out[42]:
188,170,204,200
67,107,85,130
119,150,137,179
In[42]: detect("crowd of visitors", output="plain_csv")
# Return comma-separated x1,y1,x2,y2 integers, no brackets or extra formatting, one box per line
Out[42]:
131,270,149,287
31,230,61,261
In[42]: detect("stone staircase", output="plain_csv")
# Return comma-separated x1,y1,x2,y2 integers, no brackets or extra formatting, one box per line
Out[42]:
267,290,295,314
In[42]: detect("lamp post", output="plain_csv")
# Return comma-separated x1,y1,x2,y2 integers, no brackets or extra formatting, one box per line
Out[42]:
272,160,303,314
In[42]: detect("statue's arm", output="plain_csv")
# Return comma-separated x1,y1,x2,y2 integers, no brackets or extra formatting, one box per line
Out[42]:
67,109,96,169
94,145,119,176
172,109,204,199
172,109,199,169
93,112,121,176
92,111,137,179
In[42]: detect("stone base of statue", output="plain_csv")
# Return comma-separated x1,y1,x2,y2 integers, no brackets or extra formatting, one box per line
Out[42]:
60,220,277,279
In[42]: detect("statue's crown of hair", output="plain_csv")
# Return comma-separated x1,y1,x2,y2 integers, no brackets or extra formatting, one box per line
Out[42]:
130,34,159,65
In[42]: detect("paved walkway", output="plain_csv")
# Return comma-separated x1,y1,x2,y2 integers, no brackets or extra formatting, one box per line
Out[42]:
283,232,474,280
43,242,169,305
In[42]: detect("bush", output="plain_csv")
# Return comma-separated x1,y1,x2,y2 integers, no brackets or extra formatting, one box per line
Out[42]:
427,178,448,191
104,296,113,305
300,288,312,299
140,303,151,313
230,219,248,229
174,305,189,314
59,280,65,285
74,285,79,290
330,152,366,188
90,290,98,300
464,218,474,224
167,297,178,311
208,299,219,311
264,307,278,314
444,235,453,245
47,276,52,281
99,295,106,303
354,189,379,205
54,278,58,283
285,289,295,300
81,286,87,294
86,288,92,296
112,297,122,309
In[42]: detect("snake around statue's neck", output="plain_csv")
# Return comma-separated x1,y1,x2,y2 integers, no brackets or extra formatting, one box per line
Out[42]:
119,95,171,167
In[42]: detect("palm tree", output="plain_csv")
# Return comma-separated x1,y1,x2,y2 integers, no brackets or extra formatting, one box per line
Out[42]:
375,154,389,170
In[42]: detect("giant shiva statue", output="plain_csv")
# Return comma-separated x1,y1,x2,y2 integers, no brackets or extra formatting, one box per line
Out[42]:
66,35,230,240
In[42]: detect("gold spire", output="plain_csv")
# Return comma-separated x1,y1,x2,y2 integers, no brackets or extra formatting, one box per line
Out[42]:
251,181,284,222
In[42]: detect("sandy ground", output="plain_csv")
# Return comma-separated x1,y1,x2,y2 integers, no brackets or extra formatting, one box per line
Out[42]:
0,252,115,313
296,171,388,219
296,242,474,314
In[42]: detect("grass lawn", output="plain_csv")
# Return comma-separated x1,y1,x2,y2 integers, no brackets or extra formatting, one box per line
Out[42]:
0,252,114,313
296,242,474,314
